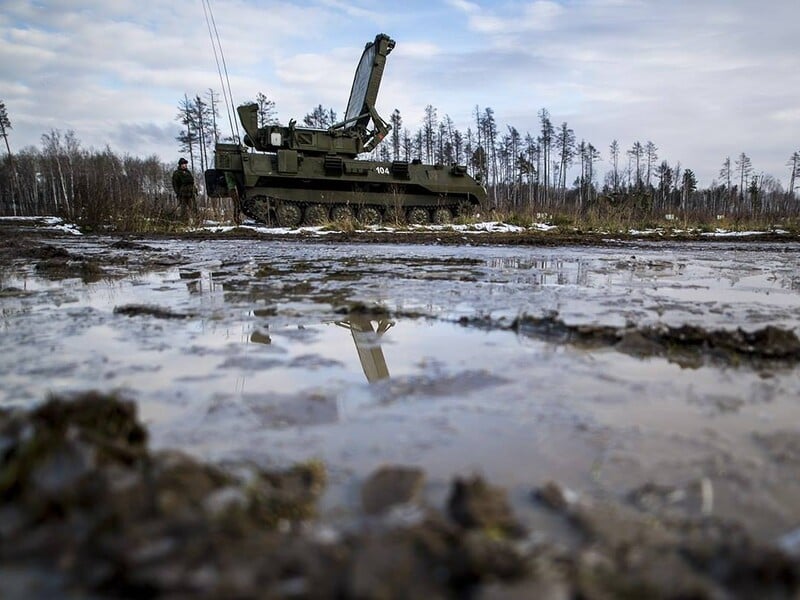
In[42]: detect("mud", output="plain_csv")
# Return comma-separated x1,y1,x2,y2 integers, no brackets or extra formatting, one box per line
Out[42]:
1,218,800,597
456,314,800,368
3,393,799,599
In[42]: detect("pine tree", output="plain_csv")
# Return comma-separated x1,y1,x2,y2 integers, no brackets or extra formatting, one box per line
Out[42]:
609,140,620,192
175,94,198,170
735,153,753,201
302,104,337,128
389,109,402,160
0,100,12,159
255,92,279,127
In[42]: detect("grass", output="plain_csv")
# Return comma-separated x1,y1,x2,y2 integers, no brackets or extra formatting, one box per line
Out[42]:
27,194,800,237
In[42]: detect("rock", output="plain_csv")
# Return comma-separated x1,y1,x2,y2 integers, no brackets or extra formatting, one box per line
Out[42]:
361,465,425,515
447,475,520,534
534,481,579,511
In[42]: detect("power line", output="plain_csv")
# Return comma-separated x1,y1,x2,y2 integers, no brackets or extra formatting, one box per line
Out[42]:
201,0,239,143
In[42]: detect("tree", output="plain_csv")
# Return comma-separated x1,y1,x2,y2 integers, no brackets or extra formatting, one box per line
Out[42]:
719,156,732,195
681,168,697,211
255,92,279,127
735,152,753,201
0,100,12,159
194,95,209,173
302,104,337,129
579,141,600,206
644,141,658,188
787,151,799,198
609,140,620,192
627,141,644,189
422,104,437,164
538,109,554,203
175,94,198,170
389,109,402,160
655,160,673,207
205,88,221,146
555,122,575,201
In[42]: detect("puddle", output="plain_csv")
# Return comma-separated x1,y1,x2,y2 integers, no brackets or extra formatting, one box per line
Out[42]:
1,232,800,540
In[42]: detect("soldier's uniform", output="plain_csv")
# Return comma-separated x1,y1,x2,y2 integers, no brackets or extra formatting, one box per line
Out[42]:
172,158,197,220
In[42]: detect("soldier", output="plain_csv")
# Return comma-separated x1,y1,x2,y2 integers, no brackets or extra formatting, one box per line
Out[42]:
172,158,197,220
224,171,242,225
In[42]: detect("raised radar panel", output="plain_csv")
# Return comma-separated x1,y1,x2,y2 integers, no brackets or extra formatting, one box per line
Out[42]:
206,33,486,228
341,34,395,133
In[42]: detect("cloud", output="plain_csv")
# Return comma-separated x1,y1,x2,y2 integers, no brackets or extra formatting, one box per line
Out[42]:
0,0,797,186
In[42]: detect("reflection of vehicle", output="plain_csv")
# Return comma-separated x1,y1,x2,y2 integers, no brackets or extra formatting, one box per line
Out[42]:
205,34,486,226
335,315,395,383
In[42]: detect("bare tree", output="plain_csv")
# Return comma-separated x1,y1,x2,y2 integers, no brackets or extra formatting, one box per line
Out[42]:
644,141,658,189
205,88,221,145
735,152,753,201
655,160,673,207
627,141,644,189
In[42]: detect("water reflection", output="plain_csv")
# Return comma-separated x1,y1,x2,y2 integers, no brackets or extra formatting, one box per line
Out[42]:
335,315,395,383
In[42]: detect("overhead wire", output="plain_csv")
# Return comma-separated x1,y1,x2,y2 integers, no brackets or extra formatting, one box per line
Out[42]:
201,0,240,143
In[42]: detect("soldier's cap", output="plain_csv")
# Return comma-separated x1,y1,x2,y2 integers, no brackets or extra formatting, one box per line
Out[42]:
178,158,188,165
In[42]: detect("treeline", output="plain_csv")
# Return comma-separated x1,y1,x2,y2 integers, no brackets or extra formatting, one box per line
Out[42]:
0,129,181,229
1,92,799,228
201,90,800,222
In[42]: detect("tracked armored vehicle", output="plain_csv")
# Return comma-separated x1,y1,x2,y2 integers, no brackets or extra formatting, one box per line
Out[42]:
205,34,486,227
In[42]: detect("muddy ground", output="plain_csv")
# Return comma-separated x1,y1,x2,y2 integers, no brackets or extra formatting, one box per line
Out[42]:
1,218,800,598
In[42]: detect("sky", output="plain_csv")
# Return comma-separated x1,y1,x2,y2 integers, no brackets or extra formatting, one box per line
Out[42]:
1,0,798,187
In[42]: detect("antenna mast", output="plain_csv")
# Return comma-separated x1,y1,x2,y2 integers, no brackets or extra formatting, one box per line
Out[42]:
201,0,240,143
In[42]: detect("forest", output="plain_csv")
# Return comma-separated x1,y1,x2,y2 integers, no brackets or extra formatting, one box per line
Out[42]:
1,94,798,231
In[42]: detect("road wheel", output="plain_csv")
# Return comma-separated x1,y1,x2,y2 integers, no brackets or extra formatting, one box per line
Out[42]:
242,195,270,224
433,207,453,224
276,202,302,228
407,207,430,225
304,204,328,225
358,206,381,225
331,205,354,222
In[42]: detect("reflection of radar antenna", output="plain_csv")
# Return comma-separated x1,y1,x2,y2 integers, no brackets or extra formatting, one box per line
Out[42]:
201,0,240,143
335,316,395,383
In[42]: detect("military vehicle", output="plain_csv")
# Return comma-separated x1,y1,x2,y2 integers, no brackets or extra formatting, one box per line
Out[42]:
205,34,486,227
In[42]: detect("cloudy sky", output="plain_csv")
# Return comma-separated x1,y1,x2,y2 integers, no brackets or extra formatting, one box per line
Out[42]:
1,0,798,186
